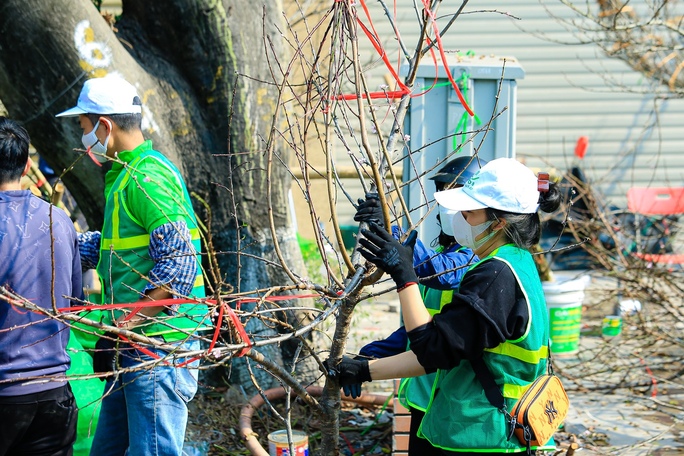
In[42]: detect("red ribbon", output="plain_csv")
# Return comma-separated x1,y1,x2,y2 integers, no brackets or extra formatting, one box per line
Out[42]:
61,294,320,363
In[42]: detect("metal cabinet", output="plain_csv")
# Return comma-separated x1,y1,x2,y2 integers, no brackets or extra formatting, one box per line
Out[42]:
401,55,525,243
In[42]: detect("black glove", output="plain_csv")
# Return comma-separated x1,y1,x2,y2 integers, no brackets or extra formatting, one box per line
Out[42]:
359,222,418,289
343,383,363,399
323,356,372,387
93,332,119,380
354,196,383,224
342,354,376,399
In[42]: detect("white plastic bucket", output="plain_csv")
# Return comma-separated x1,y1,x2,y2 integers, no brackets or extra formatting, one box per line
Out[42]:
543,274,590,357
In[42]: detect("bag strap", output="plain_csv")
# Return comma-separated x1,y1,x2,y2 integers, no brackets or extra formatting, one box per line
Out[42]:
471,356,520,446
470,356,506,411
472,342,553,410
471,342,553,454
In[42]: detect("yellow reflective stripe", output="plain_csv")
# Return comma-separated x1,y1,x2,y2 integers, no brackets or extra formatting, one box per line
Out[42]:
100,234,150,250
194,274,204,288
111,192,121,240
502,382,529,399
484,342,548,365
118,155,144,188
190,228,200,240
440,290,453,308
100,228,200,251
427,307,440,317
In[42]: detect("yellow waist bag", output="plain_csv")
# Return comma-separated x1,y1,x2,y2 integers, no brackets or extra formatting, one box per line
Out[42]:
510,373,569,448
472,352,569,455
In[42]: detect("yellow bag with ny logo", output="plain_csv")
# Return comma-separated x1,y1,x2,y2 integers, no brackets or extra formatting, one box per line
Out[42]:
472,351,569,453
510,373,569,447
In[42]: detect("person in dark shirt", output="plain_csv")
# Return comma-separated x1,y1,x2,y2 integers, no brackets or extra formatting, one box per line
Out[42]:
351,157,486,455
330,158,562,455
0,117,82,455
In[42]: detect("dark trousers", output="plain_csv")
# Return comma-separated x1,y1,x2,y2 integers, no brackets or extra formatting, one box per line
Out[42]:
409,408,441,455
0,383,78,456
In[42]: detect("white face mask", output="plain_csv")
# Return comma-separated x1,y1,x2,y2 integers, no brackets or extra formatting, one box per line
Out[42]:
451,211,496,250
438,204,457,236
81,120,110,163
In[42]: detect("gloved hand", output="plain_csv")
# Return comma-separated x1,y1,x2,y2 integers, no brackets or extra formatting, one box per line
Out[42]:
323,356,372,388
341,354,377,399
354,195,383,224
343,383,363,399
93,332,119,380
359,222,418,290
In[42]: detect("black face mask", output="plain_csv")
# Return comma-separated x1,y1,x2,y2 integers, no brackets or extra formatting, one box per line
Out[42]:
434,213,456,249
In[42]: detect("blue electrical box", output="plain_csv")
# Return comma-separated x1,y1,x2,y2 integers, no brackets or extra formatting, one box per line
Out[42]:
401,55,525,244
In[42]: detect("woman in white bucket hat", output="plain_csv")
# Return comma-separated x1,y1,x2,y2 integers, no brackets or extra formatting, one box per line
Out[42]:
329,158,562,455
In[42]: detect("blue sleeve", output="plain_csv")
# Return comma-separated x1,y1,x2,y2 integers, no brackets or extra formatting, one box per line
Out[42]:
358,326,408,359
143,221,197,299
413,240,478,290
77,231,101,271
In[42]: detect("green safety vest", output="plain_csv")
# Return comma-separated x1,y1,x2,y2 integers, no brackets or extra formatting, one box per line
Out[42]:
397,285,453,412
417,244,553,453
397,244,468,412
96,143,209,342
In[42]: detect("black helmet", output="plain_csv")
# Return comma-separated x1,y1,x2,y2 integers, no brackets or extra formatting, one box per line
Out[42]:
430,155,488,187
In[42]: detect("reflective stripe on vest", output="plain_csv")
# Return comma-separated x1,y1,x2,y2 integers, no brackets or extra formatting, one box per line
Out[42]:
96,150,208,341
399,286,454,411
417,244,551,452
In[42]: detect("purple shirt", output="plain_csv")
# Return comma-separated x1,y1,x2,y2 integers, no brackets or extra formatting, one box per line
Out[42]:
0,190,82,396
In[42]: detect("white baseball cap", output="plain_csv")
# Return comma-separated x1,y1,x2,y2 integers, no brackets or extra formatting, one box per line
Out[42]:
434,158,541,214
56,76,142,117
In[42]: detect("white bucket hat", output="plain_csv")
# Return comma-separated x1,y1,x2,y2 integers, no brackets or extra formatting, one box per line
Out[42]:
56,75,142,117
434,158,541,214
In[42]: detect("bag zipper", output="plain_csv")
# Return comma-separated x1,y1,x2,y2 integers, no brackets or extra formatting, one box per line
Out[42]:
521,376,553,438
512,374,544,417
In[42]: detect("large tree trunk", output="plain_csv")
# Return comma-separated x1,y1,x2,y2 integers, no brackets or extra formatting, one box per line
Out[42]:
0,0,316,392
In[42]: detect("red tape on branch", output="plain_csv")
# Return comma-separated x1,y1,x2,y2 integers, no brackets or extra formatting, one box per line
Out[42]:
332,0,474,118
640,358,658,398
421,0,474,116
334,0,409,101
60,294,321,362
224,303,252,357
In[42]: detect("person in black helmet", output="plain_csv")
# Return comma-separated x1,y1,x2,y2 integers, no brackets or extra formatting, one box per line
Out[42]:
351,155,488,455
354,155,488,289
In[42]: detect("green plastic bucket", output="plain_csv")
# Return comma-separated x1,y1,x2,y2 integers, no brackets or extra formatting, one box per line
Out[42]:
543,275,590,357
602,315,622,338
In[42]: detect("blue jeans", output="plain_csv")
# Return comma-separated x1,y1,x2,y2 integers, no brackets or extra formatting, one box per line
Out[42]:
90,339,200,456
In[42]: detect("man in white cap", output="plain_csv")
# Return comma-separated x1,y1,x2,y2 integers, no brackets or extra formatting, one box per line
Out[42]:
56,75,208,456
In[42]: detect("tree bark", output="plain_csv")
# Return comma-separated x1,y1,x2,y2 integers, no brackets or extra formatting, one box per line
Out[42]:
0,0,316,392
